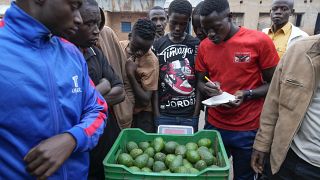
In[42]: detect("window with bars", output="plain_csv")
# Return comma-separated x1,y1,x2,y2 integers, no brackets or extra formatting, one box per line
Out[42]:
121,22,131,32
295,13,304,27
232,13,244,27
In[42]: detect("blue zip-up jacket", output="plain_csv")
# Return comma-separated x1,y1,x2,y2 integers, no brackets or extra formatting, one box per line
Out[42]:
0,3,108,179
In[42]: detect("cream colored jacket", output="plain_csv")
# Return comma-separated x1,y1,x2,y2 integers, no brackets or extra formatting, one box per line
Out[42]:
253,35,320,174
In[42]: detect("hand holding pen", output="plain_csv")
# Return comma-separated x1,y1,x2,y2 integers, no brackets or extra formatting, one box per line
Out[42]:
204,76,223,97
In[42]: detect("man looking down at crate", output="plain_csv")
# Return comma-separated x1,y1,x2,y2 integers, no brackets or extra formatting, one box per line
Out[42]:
120,18,159,133
0,0,108,179
66,0,125,179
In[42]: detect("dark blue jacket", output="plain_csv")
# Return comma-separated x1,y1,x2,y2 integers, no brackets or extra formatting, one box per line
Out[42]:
0,3,108,179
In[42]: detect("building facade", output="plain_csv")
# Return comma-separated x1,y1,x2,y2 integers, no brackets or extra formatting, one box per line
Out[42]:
99,0,320,40
0,0,319,39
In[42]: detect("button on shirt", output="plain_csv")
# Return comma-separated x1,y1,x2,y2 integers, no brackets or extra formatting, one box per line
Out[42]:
267,22,292,59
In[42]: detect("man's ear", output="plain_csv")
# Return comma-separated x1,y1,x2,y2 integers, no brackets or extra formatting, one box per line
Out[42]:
291,8,295,15
229,12,233,18
228,12,233,22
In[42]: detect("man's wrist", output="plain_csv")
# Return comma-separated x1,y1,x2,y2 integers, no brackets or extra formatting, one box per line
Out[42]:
244,89,253,100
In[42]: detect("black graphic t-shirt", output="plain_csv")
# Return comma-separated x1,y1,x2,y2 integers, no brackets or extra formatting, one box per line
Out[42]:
153,34,199,117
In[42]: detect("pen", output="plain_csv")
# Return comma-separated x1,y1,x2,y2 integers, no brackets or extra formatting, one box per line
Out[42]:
205,76,216,85
205,76,221,89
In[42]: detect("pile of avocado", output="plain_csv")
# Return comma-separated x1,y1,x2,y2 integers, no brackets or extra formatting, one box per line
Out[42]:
116,137,219,174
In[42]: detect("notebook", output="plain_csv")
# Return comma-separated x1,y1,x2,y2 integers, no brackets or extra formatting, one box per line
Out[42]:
202,92,236,106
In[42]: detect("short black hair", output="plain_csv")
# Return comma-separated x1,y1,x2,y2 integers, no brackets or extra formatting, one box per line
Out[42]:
168,0,192,17
192,1,204,17
200,0,230,16
148,6,166,17
132,18,156,41
272,0,294,9
150,6,165,11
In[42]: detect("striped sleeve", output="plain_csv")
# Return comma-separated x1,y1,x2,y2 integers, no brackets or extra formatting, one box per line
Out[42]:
67,56,108,152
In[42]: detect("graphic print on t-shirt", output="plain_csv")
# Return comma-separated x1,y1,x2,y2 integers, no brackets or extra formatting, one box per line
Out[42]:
161,58,194,95
153,34,199,116
234,52,251,63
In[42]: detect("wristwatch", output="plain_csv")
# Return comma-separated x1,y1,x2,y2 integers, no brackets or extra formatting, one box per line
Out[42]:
244,89,253,100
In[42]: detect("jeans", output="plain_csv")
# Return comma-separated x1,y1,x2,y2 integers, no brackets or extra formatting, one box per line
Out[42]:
265,148,320,180
205,122,257,180
155,115,199,132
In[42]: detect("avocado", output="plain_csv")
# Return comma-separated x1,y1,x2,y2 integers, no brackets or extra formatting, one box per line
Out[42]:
169,155,183,172
186,142,198,151
153,161,167,172
198,138,212,148
165,154,176,167
134,154,149,169
144,147,155,157
160,169,171,173
154,152,166,162
197,146,209,153
182,159,193,168
126,141,138,153
129,166,140,172
139,141,150,151
194,160,207,171
209,148,215,155
186,150,200,164
210,164,220,168
153,137,165,152
164,141,178,154
188,167,200,173
117,153,133,167
141,167,152,172
175,145,187,158
199,149,215,166
146,157,154,168
175,166,188,173
130,148,143,159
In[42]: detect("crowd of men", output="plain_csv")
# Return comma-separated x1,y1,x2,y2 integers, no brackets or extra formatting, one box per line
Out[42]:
0,0,318,179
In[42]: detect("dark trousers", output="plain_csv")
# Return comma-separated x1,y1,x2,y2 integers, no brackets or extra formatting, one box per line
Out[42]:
265,148,320,180
88,112,121,180
205,122,257,180
132,111,155,133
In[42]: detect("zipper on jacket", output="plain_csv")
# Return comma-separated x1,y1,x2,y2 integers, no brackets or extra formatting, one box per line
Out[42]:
276,53,316,173
62,165,67,180
41,49,59,134
41,47,69,179
285,79,303,87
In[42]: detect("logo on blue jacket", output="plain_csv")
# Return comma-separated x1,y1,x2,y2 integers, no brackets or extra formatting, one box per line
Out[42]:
72,75,82,93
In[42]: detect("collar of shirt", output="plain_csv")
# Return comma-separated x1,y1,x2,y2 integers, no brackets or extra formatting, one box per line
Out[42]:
268,22,292,36
82,47,96,61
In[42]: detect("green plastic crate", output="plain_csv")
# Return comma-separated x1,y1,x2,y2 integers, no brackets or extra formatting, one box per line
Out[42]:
103,128,230,180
